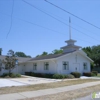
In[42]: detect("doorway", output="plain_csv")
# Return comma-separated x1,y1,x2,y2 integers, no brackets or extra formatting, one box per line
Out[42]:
73,63,80,72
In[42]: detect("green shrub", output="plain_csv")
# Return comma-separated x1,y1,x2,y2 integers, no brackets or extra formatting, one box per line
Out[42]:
67,74,75,79
91,73,96,76
92,71,98,76
16,74,21,77
25,72,32,76
10,73,16,78
44,74,53,78
71,72,81,78
83,72,93,77
52,74,66,79
1,73,9,77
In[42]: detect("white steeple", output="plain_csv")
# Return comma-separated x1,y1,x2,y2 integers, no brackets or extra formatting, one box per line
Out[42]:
69,17,71,40
60,17,82,53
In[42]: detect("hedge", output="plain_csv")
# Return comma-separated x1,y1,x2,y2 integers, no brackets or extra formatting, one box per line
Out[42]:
71,72,81,78
92,71,98,76
83,72,96,77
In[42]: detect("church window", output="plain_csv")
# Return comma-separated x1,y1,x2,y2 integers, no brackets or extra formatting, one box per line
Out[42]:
62,61,69,70
44,62,49,70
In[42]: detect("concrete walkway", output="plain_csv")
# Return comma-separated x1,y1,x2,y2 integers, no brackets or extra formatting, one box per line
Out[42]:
0,81,100,100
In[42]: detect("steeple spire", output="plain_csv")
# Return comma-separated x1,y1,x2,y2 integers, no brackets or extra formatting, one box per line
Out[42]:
69,17,71,40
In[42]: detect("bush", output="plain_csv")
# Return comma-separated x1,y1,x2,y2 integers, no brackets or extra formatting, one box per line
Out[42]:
16,74,21,77
25,72,32,76
83,72,96,77
1,73,9,77
9,73,16,78
92,71,98,76
52,74,67,79
71,72,81,78
91,73,96,76
44,74,53,78
67,74,75,79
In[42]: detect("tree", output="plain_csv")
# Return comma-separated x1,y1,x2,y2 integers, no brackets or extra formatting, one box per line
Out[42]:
15,52,31,58
41,51,48,56
52,49,63,54
0,48,2,55
82,45,100,67
3,50,17,75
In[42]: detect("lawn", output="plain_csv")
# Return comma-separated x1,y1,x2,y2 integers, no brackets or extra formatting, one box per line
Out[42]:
24,84,100,100
0,79,100,95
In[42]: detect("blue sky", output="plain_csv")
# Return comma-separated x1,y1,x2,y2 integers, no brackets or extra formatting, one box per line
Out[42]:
0,0,100,57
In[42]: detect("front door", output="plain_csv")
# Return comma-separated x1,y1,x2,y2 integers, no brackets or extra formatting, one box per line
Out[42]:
73,63,80,72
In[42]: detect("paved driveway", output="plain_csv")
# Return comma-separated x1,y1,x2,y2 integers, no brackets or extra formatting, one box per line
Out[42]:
0,77,62,87
0,79,26,87
10,77,62,85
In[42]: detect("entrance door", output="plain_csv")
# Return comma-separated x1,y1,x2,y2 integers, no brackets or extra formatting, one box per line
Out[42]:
73,63,80,72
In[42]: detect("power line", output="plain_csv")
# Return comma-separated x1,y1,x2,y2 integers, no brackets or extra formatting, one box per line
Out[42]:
22,0,100,42
44,0,100,30
0,11,94,44
6,0,14,39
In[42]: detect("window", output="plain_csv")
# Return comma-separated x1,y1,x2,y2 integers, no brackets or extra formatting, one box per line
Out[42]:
62,61,69,70
33,63,37,70
44,62,49,70
83,62,87,70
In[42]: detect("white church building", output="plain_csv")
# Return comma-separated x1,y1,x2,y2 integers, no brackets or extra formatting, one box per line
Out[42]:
0,38,93,75
0,19,93,75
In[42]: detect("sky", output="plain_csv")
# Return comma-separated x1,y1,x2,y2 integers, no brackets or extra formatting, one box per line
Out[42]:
0,0,100,57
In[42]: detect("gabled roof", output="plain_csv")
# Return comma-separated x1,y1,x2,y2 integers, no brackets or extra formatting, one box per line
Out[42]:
28,50,93,62
28,51,76,61
0,55,31,62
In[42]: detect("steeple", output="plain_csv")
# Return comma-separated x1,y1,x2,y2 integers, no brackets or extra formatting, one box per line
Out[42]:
69,17,71,40
60,17,82,53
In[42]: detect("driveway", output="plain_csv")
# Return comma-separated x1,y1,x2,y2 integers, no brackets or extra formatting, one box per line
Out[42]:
0,79,26,87
0,77,62,87
10,77,62,85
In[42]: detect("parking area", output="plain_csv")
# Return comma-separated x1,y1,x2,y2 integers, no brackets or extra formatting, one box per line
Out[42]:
0,77,62,87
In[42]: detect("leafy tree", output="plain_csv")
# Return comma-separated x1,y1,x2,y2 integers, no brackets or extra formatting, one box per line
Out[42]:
83,45,100,67
0,48,2,55
15,52,31,58
3,50,17,75
52,49,63,54
41,51,48,56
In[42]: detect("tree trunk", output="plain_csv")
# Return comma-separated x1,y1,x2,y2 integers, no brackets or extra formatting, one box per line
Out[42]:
9,68,11,76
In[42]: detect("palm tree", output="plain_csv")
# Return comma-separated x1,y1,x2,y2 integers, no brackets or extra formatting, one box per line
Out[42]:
0,48,2,55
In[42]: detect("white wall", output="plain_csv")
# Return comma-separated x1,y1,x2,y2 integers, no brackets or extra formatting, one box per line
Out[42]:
24,60,57,74
56,51,90,75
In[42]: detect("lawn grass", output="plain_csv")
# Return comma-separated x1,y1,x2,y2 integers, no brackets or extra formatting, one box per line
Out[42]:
0,79,100,95
25,84,100,100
